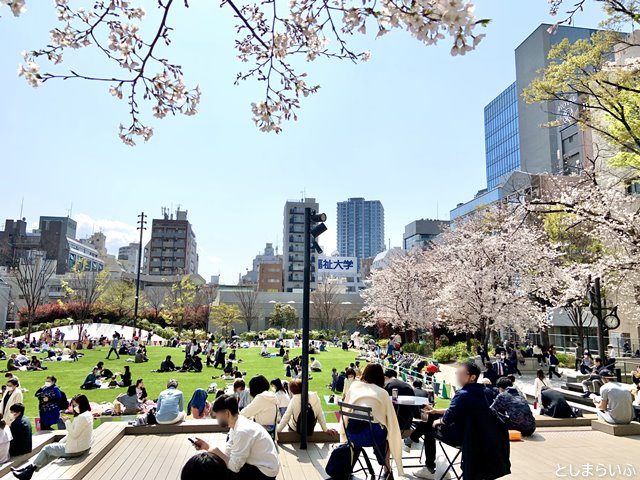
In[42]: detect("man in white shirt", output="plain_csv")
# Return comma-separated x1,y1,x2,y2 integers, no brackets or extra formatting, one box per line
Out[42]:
310,357,322,372
193,395,280,480
593,369,635,425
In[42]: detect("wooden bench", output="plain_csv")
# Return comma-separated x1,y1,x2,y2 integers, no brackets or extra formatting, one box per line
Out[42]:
0,432,63,477
277,427,340,443
534,413,597,427
125,419,228,435
34,422,127,479
591,420,640,437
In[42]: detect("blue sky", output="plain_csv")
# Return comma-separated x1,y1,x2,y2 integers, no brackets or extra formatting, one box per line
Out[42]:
0,1,605,283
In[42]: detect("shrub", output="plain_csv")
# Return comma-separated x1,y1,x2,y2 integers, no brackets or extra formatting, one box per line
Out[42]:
555,352,576,368
433,342,473,364
403,342,429,356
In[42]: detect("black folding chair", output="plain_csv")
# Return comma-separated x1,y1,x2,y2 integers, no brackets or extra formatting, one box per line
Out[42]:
338,401,389,479
435,437,462,480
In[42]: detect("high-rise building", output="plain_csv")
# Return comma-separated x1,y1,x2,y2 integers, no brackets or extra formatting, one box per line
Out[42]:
283,198,319,293
403,219,450,250
118,242,140,274
451,24,597,220
336,198,385,259
145,208,198,276
485,82,520,189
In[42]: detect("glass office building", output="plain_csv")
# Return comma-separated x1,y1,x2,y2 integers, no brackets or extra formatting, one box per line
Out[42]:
337,198,385,259
485,82,520,189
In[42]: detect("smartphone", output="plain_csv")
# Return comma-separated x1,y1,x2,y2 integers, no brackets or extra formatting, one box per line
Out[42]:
188,437,197,445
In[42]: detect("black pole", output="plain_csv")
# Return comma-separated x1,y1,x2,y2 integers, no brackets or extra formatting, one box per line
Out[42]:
594,277,606,362
133,212,146,332
300,207,311,449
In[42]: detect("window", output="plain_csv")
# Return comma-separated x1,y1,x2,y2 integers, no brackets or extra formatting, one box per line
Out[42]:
627,179,640,195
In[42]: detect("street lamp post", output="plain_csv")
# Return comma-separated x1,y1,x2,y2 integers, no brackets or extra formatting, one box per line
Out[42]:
588,276,621,362
133,212,146,333
300,207,326,450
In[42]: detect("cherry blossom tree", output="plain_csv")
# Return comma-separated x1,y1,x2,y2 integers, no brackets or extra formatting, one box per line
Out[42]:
361,248,437,339
2,0,487,144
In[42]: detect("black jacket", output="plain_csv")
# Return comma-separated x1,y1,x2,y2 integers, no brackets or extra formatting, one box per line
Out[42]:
9,415,32,456
384,378,416,430
442,383,510,480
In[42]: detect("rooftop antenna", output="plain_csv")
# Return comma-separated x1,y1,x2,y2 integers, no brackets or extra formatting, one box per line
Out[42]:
19,197,24,219
68,202,73,218
436,201,439,220
388,238,391,250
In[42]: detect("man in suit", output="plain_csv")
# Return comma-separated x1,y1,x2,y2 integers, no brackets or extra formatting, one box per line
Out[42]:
493,354,507,377
384,369,416,431
483,362,499,387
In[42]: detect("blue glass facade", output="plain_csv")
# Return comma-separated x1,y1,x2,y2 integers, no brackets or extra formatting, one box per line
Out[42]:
485,82,520,189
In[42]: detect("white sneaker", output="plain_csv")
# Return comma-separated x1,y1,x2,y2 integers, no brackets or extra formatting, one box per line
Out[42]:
414,467,436,479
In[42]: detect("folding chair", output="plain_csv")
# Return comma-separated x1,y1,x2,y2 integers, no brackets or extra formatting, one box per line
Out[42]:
338,401,389,479
435,437,462,480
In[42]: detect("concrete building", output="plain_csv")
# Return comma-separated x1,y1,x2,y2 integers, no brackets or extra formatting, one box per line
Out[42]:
258,263,284,292
118,243,140,274
336,198,385,260
144,208,198,276
451,24,597,220
214,286,364,332
403,219,450,250
241,243,282,285
283,198,319,292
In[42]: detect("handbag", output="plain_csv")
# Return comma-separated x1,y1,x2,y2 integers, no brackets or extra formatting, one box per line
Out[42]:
325,443,353,480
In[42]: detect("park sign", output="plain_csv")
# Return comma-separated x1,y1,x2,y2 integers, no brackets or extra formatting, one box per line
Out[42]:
317,255,358,277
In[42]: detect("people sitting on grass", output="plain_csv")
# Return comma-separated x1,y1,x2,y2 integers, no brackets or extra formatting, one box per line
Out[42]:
12,394,93,480
6,354,18,372
276,379,336,437
188,388,211,419
407,361,510,480
134,347,149,363
136,379,149,402
490,377,535,437
80,367,101,390
156,379,186,425
9,403,31,457
592,369,635,425
192,395,280,480
26,356,44,371
341,363,404,478
95,362,114,380
310,357,322,372
159,355,176,372
35,376,63,430
260,343,269,357
240,375,279,431
233,380,251,410
2,379,23,425
119,366,132,387
115,386,143,415
343,368,356,397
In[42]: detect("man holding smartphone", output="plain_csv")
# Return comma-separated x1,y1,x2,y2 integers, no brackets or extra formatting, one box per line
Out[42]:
191,395,279,480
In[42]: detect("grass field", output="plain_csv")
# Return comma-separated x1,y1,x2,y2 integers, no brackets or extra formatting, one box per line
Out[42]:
4,345,360,425
4,345,449,428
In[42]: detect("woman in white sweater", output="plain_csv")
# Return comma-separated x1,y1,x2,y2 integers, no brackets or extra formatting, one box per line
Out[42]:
276,379,338,436
341,364,404,477
12,394,94,479
534,369,550,406
240,375,280,429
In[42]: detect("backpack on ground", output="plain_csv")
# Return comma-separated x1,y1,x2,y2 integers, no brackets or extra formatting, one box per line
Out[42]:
295,403,317,435
325,443,353,480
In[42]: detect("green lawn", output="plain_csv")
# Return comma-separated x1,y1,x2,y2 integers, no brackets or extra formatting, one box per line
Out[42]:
5,345,359,425
6,345,449,427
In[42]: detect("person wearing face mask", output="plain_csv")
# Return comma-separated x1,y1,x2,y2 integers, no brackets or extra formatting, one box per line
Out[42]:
35,376,63,430
493,353,507,377
2,379,23,426
9,403,31,457
12,395,93,480
192,395,280,480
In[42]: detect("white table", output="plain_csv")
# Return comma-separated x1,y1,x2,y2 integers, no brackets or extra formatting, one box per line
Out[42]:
395,395,430,406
